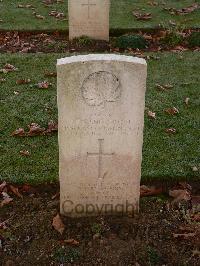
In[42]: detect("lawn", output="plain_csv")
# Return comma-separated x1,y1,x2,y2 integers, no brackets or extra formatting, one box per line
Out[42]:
0,0,199,31
0,52,199,184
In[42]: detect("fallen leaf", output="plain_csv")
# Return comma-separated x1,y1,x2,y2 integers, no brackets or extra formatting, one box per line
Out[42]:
49,10,65,19
0,181,7,192
147,110,156,119
185,97,190,106
4,63,18,72
9,185,23,198
37,81,51,89
133,12,152,20
45,120,58,133
192,166,198,172
155,83,173,91
27,123,45,136
140,185,162,197
173,232,196,239
11,128,25,137
18,4,33,8
176,4,199,15
16,79,31,85
51,192,59,200
165,107,179,115
19,150,30,157
64,239,79,246
0,192,13,207
52,214,65,235
165,128,176,134
35,14,45,20
169,189,191,204
44,71,57,77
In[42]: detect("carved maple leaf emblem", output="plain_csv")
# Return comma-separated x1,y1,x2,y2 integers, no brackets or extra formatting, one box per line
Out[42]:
81,71,121,106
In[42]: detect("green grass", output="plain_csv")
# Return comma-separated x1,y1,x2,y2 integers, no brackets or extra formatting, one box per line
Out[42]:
0,0,200,31
0,52,199,184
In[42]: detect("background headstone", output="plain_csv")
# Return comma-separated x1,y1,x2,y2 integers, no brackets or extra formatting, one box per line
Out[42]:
57,54,147,217
68,0,110,41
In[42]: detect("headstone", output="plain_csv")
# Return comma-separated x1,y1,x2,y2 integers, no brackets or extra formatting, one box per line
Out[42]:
68,0,110,41
57,54,147,217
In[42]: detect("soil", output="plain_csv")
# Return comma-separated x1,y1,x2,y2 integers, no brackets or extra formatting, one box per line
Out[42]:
0,30,199,54
1,184,199,266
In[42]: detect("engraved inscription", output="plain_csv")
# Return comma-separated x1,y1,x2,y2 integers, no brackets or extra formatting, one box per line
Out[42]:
64,119,136,136
87,139,114,179
81,71,121,107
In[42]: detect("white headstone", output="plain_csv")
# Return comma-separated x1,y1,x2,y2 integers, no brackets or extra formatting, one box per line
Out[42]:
68,0,110,41
57,54,147,217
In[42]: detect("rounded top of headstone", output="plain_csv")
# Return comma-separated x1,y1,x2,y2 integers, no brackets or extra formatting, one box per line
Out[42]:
57,54,146,66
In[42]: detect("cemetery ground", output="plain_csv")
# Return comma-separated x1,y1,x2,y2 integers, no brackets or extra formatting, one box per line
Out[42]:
0,51,200,265
0,0,200,31
0,1,200,265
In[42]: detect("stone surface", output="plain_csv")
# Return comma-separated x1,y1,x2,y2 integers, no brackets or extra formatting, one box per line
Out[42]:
57,54,147,217
68,0,110,41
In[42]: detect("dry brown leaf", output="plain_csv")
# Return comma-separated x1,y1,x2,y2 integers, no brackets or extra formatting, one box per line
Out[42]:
9,185,23,198
37,81,51,89
192,166,198,172
1,64,18,73
165,128,176,134
64,239,80,246
52,214,65,235
147,110,156,119
176,4,199,15
35,14,45,20
51,192,60,200
0,181,7,192
169,189,191,204
18,4,33,8
147,1,158,6
44,71,57,77
165,107,179,115
28,123,45,136
173,232,196,239
185,97,190,106
155,83,173,91
0,197,13,207
133,12,152,20
140,185,162,197
45,120,58,133
1,192,13,207
16,79,31,85
19,150,30,157
49,10,65,19
11,128,25,137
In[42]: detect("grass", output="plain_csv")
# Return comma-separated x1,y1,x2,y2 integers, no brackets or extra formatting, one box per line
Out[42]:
0,0,199,31
0,52,199,184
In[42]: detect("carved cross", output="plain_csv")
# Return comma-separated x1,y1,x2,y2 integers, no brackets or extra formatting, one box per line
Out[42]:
87,139,114,179
82,0,96,19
